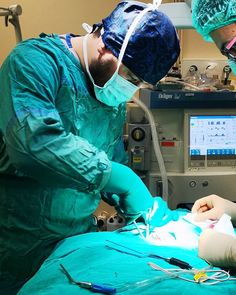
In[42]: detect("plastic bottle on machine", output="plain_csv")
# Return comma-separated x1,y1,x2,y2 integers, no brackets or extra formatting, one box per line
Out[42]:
198,63,219,91
184,65,200,86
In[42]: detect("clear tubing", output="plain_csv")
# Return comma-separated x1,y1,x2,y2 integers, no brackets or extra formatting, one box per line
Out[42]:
132,97,168,202
117,274,171,293
171,80,202,91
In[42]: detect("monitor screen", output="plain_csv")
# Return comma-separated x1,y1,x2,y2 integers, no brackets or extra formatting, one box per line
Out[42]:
189,115,236,158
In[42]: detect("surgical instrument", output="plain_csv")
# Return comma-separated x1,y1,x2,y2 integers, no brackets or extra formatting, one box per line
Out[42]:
106,240,193,269
60,264,116,294
133,220,145,239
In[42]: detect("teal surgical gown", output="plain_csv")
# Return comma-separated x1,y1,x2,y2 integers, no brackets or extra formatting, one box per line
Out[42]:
0,33,127,294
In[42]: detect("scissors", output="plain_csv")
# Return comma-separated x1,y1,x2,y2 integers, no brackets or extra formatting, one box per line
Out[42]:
60,264,116,294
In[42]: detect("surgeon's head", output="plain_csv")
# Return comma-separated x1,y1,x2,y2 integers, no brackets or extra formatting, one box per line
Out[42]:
83,1,180,107
101,0,180,85
192,0,236,74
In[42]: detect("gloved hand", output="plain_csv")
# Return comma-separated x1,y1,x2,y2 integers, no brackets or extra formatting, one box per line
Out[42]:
192,194,236,226
146,197,179,227
103,162,178,226
198,228,236,268
103,161,154,220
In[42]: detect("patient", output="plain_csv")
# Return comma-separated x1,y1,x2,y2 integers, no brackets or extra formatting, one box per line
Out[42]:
192,195,236,269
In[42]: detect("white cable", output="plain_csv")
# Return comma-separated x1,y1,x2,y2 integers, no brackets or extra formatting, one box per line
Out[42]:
148,262,234,285
82,22,93,33
113,1,163,71
132,97,169,202
116,6,152,70
153,0,162,8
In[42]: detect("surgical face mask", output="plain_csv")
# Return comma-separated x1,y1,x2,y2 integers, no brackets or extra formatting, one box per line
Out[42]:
83,34,138,107
228,59,236,75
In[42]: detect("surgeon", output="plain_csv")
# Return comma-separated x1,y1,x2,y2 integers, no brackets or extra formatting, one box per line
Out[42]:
192,0,236,269
0,1,180,294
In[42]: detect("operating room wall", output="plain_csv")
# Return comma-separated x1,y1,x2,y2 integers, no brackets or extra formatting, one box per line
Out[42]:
0,0,121,65
0,0,226,66
181,29,224,59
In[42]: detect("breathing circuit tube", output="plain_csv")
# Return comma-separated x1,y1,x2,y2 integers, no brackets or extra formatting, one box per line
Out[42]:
132,96,168,202
132,81,203,202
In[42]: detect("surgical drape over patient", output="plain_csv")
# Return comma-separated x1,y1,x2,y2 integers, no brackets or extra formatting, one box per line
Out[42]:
101,1,180,85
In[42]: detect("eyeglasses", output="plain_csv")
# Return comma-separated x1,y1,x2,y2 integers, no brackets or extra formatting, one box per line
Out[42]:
124,70,143,87
221,36,236,61
126,71,151,88
119,65,152,88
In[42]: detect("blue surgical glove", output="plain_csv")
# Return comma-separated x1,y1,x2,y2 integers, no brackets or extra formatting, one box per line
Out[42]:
147,197,179,227
103,161,154,220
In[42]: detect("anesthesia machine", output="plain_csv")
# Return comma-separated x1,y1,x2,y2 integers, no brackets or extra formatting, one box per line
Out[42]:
128,89,236,209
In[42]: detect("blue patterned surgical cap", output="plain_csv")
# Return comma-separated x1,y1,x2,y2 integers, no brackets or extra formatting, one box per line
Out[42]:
101,1,180,85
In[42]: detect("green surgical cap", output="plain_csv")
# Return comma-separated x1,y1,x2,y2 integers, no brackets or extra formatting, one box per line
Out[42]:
192,0,236,41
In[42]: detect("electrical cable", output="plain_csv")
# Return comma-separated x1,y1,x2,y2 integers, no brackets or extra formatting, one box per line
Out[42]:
114,263,236,293
106,240,193,270
148,262,236,285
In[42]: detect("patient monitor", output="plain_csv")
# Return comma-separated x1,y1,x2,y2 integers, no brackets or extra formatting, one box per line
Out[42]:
186,112,236,171
127,90,236,209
